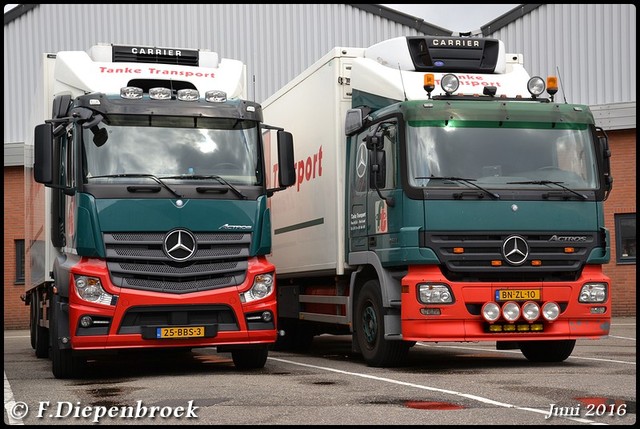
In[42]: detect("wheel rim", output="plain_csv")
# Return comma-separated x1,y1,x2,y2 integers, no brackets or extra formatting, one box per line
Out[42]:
362,304,378,345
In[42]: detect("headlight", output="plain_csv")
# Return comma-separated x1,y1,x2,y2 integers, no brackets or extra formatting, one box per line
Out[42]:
241,273,274,303
579,283,608,303
417,284,453,304
74,276,114,305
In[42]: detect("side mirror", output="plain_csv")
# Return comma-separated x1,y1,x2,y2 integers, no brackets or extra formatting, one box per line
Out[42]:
345,108,364,136
276,130,296,188
597,128,613,197
34,123,54,184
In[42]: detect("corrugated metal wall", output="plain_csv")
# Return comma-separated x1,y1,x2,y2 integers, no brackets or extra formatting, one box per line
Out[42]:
487,3,636,106
3,4,426,145
3,4,636,146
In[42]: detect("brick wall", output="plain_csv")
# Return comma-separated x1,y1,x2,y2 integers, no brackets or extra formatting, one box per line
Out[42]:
602,129,637,316
4,166,29,329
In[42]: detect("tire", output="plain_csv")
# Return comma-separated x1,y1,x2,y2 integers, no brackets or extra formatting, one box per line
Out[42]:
50,294,85,379
354,280,409,367
519,340,576,362
33,291,49,359
231,346,269,370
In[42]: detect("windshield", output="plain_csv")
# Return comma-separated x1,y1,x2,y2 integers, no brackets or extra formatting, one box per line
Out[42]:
406,124,599,190
83,115,262,185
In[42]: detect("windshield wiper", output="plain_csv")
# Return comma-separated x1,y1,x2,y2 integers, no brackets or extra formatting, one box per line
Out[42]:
506,180,588,200
88,173,183,199
162,174,247,199
418,176,500,200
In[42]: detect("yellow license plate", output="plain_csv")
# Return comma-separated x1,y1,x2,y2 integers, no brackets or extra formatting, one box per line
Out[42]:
156,326,205,339
496,289,540,301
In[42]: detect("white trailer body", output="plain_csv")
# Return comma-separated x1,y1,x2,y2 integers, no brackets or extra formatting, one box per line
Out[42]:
264,47,364,276
24,54,57,290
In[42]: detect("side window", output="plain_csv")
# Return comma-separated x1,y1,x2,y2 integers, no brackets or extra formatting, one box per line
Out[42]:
15,239,25,284
380,122,397,189
615,213,636,264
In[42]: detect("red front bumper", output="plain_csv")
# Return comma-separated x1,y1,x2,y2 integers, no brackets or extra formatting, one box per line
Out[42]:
66,256,278,350
400,265,611,342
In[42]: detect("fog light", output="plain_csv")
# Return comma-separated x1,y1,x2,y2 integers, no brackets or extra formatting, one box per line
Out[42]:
542,302,560,321
502,301,521,322
80,316,93,328
420,308,441,316
521,301,540,322
590,306,606,314
482,302,501,322
262,311,273,322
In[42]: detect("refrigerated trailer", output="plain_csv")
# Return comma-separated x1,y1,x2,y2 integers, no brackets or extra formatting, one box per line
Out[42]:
263,36,613,367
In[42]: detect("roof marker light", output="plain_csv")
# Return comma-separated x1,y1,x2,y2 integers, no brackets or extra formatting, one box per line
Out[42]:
120,86,143,99
206,90,227,103
177,89,199,101
149,87,172,100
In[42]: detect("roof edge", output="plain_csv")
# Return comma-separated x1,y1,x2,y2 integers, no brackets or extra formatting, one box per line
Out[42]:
4,4,38,25
349,4,452,36
481,4,542,36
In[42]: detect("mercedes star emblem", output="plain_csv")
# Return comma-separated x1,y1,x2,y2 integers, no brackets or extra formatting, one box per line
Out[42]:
502,235,529,266
163,229,197,262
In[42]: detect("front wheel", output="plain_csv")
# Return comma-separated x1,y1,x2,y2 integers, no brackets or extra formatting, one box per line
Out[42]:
519,340,576,362
231,346,269,370
354,280,409,367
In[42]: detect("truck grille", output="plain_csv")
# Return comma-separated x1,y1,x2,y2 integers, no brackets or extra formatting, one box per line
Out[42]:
104,232,251,294
421,231,600,282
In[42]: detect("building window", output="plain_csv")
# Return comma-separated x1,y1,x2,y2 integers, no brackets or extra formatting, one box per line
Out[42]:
15,239,25,284
615,214,636,264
